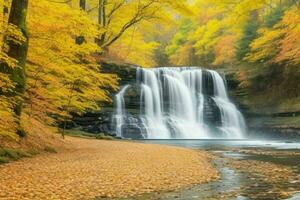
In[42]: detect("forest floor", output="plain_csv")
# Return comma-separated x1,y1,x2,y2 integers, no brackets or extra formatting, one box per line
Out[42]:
0,137,218,200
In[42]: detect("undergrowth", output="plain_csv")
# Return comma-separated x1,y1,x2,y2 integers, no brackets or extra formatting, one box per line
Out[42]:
64,129,114,140
0,145,57,165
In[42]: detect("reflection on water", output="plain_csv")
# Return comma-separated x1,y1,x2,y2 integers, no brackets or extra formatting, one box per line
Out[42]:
138,139,300,200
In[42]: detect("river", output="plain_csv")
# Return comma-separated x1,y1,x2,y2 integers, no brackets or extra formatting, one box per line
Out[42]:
132,139,300,200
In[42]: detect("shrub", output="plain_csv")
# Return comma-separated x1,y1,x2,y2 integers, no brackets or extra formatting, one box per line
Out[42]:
95,133,114,140
44,146,57,153
0,157,9,164
27,149,40,156
16,128,27,138
0,147,32,164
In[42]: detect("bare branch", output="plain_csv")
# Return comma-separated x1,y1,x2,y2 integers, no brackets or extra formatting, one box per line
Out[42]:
100,0,161,48
107,1,125,26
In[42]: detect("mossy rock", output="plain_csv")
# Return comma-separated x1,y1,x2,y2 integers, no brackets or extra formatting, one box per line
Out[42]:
95,133,114,140
0,147,32,164
44,146,57,153
0,157,10,164
27,149,40,156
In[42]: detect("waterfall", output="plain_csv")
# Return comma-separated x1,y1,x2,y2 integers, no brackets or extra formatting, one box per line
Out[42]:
113,67,246,139
209,70,246,139
114,85,130,137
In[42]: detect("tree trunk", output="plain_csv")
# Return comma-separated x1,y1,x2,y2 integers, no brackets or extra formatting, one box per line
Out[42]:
79,0,86,10
0,0,29,116
76,0,86,44
96,0,106,47
62,119,66,139
0,1,8,51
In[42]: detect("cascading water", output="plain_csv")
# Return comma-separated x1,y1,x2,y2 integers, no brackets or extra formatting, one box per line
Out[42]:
113,85,130,137
209,70,246,138
113,67,246,139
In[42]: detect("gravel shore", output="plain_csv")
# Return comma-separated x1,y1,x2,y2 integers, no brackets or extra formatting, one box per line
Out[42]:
0,137,218,200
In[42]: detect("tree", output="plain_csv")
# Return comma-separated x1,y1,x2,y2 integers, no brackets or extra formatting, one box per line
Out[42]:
237,17,260,61
0,0,29,113
94,0,188,49
245,5,300,65
80,0,86,10
0,0,29,137
76,0,86,44
213,35,237,67
23,0,118,138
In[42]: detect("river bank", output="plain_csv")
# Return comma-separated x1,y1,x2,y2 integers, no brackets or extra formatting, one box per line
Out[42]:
139,140,300,200
0,137,218,200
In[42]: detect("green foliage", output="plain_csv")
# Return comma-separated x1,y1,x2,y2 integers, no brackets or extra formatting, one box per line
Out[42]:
0,146,48,165
165,18,194,56
63,129,97,139
95,133,114,140
63,129,114,140
0,147,31,162
27,149,40,156
264,7,284,28
0,157,10,164
237,19,260,61
44,146,57,153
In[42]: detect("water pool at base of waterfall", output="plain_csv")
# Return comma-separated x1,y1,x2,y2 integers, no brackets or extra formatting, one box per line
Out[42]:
140,139,300,149
133,139,300,200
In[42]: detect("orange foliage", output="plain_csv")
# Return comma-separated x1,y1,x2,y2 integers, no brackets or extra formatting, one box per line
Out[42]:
213,35,237,66
275,6,300,65
169,43,196,66
247,6,300,65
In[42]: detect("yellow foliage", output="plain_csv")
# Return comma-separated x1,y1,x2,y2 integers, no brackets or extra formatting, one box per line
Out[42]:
23,0,118,122
246,6,300,65
246,27,283,62
275,6,300,65
83,0,189,66
109,30,159,67
166,0,273,67
0,96,19,140
0,0,26,69
191,19,225,57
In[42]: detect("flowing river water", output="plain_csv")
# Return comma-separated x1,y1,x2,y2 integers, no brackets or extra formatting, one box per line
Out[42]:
125,140,300,200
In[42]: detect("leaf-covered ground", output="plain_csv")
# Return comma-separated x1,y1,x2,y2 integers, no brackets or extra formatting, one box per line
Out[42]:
0,137,218,200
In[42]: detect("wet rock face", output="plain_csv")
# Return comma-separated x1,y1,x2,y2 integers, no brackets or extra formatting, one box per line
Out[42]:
202,70,214,96
123,84,141,112
226,72,300,139
71,62,139,137
100,62,137,85
203,96,222,127
121,124,144,139
72,108,116,135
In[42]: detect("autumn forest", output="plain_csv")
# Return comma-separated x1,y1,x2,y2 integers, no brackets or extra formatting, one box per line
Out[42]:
1,0,300,199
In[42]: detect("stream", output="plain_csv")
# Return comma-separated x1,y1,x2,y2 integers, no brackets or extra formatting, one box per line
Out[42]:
134,139,300,200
